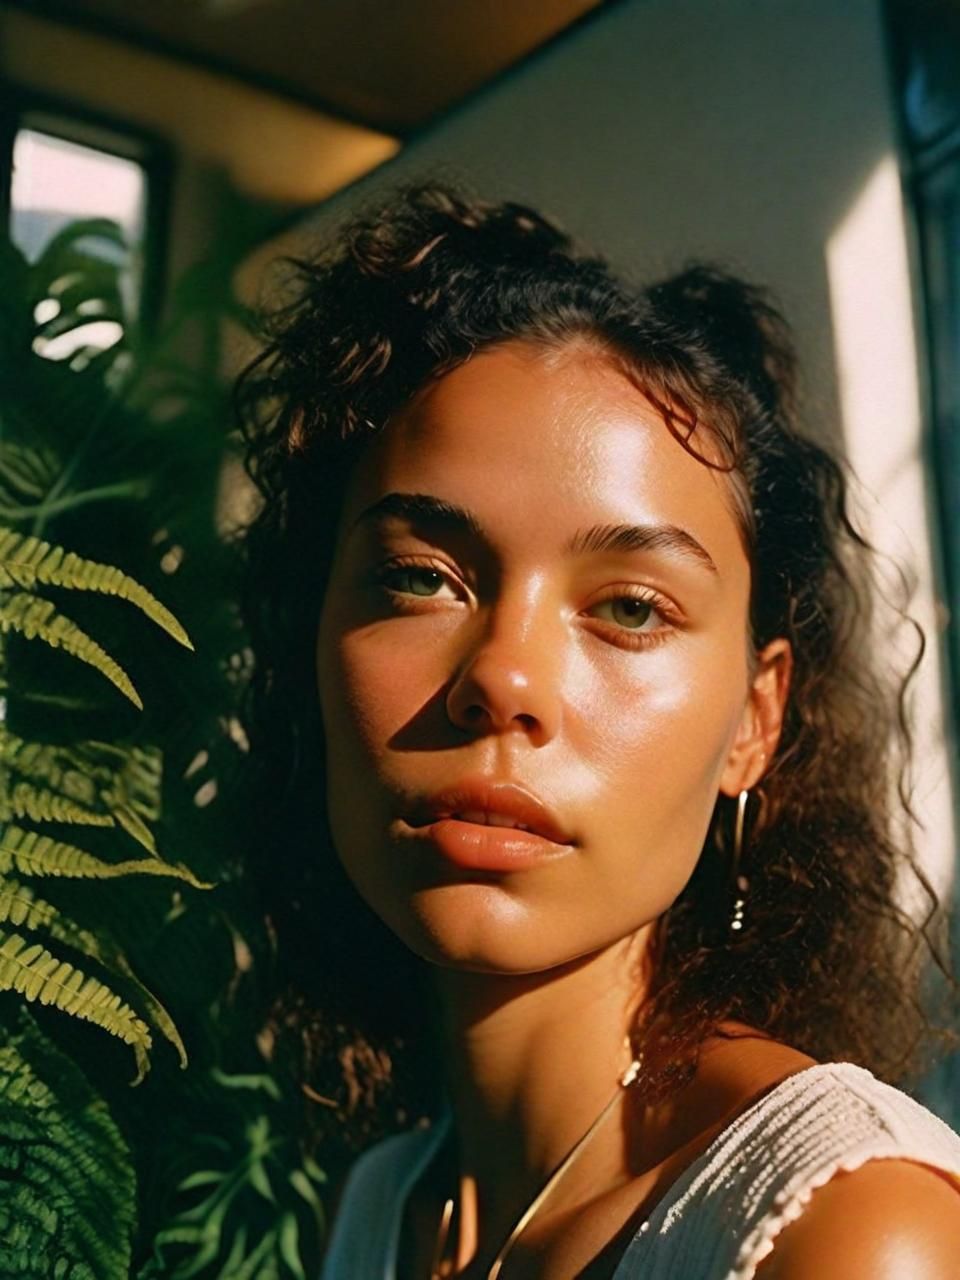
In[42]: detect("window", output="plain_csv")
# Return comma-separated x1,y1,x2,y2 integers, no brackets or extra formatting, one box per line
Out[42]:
11,127,145,264
887,0,960,745
3,99,166,362
886,0,960,1126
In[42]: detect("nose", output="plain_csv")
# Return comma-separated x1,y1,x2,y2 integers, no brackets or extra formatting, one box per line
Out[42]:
444,586,563,746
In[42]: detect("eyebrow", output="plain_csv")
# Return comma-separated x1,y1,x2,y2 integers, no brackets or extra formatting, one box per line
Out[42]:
349,491,719,575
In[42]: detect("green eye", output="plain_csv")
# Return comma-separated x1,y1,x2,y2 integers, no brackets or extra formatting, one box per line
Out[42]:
375,566,669,641
381,566,447,596
591,597,656,629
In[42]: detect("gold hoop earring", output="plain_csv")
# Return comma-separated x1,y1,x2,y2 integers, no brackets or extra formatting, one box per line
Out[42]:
729,787,750,934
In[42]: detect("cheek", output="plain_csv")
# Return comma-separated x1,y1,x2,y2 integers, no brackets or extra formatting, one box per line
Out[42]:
318,617,440,761
570,638,747,892
315,624,395,901
575,634,745,778
315,613,448,889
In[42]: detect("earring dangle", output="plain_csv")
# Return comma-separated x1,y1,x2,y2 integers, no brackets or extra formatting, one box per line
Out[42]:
729,788,750,934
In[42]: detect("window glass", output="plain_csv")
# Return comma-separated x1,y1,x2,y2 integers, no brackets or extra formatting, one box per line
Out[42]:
10,127,146,360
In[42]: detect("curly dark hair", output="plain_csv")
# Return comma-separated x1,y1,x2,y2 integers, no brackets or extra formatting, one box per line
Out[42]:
232,180,958,1165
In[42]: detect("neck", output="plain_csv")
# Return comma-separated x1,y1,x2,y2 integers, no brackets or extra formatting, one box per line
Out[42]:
428,926,652,1271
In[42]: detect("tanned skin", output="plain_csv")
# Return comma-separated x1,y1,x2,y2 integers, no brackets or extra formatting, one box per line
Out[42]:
316,341,960,1278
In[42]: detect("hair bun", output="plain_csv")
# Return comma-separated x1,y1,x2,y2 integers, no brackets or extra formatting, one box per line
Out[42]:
647,263,798,420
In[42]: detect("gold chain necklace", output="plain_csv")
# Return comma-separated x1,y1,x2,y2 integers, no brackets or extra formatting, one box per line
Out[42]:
428,1057,642,1280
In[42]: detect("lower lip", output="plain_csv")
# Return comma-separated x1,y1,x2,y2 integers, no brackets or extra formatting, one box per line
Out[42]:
406,818,573,872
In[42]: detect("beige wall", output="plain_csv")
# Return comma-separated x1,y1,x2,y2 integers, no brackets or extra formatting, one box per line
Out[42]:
1,8,398,295
253,0,957,896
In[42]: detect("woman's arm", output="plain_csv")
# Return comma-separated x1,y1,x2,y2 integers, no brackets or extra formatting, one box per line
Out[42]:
755,1158,960,1278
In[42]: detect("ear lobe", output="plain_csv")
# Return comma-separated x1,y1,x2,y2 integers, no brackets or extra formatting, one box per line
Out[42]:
719,637,793,797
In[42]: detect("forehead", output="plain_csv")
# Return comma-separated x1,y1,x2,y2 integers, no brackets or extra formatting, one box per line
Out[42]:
341,341,746,572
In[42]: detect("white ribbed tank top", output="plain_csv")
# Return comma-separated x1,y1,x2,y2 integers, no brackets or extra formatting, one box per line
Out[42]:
319,1061,960,1279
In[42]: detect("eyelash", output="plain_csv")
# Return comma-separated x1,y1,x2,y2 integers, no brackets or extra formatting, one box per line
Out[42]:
371,556,681,650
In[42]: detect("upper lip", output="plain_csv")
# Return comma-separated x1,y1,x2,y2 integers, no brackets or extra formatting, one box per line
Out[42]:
409,779,574,845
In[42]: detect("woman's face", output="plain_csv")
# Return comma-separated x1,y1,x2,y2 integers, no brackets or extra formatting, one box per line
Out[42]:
316,340,785,973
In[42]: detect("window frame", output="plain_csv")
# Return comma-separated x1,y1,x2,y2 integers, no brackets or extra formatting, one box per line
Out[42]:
2,82,173,337
883,0,960,1130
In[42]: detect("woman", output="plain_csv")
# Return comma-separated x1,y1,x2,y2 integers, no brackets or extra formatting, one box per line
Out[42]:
236,183,960,1278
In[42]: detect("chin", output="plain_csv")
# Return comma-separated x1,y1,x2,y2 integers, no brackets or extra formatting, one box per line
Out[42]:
385,883,620,976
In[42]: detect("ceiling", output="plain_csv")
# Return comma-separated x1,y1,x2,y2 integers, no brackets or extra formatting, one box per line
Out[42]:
12,0,608,135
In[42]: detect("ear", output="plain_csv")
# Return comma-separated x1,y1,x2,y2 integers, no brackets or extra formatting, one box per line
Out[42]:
718,637,793,797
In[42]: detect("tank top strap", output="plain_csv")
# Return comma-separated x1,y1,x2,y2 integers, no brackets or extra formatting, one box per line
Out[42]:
320,1110,451,1280
611,1061,960,1279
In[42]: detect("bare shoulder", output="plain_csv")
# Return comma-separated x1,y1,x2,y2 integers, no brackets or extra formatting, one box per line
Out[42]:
754,1158,960,1279
696,1021,819,1115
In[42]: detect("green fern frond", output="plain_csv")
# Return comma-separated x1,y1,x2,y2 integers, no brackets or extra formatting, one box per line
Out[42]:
0,589,143,707
97,741,163,854
111,803,158,855
2,730,100,808
0,443,58,500
0,874,65,932
0,824,214,889
0,1008,135,1278
15,689,104,712
0,525,194,649
0,929,152,1083
1,779,116,826
65,737,162,804
2,734,164,844
0,877,188,1068
109,949,187,1069
86,739,163,802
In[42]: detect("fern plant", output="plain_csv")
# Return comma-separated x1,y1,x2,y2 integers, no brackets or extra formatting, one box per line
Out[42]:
1,204,335,1280
0,524,209,1084
0,218,216,1277
0,1006,137,1279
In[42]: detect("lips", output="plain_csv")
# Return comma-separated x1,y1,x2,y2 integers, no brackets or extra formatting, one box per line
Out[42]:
408,779,574,846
